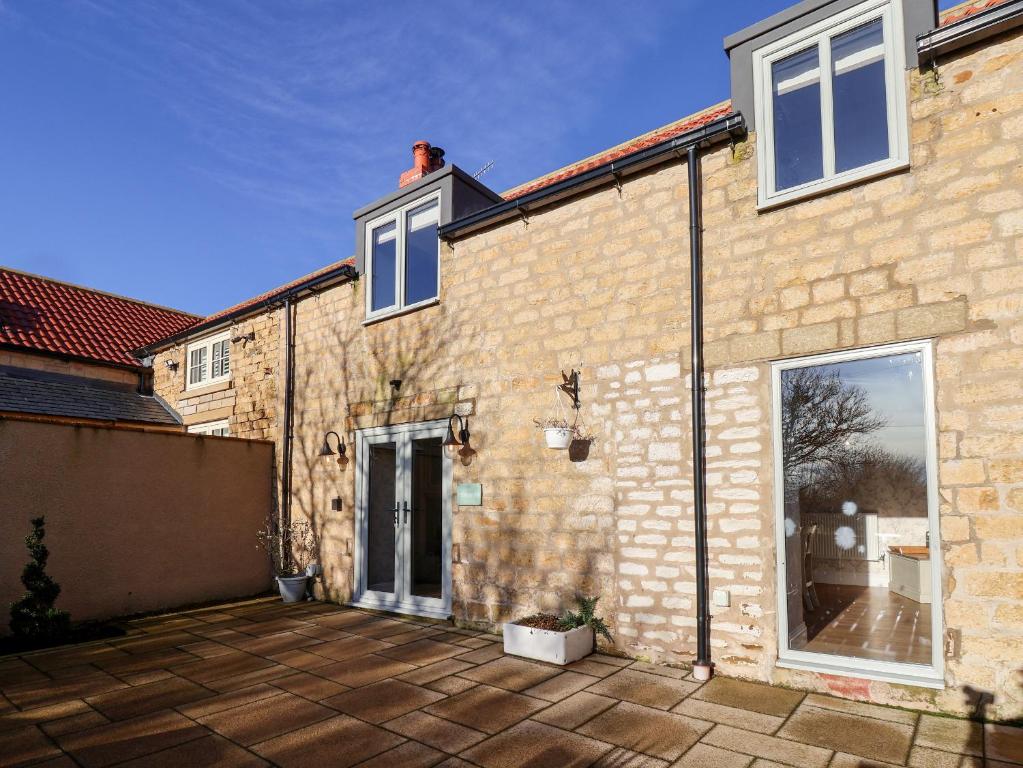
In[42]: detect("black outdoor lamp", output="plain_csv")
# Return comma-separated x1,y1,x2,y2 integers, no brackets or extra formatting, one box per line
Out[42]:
319,430,349,470
442,414,474,464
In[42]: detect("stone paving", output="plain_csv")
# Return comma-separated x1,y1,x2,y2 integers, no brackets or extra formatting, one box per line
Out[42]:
0,598,1020,767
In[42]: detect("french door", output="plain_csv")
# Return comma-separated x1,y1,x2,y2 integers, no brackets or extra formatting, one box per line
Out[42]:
353,421,452,619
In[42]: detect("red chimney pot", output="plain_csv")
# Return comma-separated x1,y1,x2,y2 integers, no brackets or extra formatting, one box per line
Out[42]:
399,141,445,188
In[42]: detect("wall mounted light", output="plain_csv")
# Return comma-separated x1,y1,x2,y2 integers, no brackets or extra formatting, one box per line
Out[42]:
442,414,475,465
164,359,179,371
319,430,349,470
231,332,256,344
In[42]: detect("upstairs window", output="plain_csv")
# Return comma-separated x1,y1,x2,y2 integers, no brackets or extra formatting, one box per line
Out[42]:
753,0,908,207
186,332,230,389
365,193,440,320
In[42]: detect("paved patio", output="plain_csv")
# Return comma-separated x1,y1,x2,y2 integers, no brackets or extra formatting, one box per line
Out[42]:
0,598,1020,768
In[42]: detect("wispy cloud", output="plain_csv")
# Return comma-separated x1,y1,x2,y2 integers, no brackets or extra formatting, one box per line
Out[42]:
27,0,671,220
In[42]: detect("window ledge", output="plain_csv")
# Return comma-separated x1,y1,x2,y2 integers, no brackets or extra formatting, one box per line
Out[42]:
758,159,909,212
363,298,441,327
182,378,233,398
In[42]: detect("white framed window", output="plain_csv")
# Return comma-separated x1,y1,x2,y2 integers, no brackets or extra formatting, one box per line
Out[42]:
770,340,943,688
188,419,230,437
186,331,231,389
753,0,909,208
364,192,441,321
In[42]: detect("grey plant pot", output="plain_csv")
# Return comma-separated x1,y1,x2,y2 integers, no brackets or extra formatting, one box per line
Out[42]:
276,575,308,603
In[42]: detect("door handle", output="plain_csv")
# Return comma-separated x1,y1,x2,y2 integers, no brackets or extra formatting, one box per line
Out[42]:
403,501,410,525
391,505,400,526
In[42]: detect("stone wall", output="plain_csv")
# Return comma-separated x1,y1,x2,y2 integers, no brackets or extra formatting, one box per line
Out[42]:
151,28,1023,719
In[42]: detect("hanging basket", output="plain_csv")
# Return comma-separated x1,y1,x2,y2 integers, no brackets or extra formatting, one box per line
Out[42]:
534,385,578,450
543,427,574,450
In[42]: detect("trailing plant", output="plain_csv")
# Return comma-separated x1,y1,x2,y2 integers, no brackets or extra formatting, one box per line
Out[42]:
562,595,613,644
9,517,71,643
257,517,319,577
533,417,575,432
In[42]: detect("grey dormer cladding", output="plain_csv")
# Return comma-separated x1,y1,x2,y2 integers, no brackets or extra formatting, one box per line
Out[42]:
724,0,937,131
353,165,503,274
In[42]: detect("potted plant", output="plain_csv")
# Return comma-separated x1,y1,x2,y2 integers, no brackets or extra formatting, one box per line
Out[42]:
257,517,319,603
503,595,613,665
534,416,576,450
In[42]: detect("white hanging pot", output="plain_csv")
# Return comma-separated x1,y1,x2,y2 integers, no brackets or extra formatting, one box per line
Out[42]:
544,427,573,450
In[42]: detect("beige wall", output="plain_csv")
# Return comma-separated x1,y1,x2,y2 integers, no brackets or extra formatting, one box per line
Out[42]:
0,348,140,388
152,29,1023,719
0,415,273,626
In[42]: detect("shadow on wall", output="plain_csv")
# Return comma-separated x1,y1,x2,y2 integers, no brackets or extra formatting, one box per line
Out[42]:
289,289,461,604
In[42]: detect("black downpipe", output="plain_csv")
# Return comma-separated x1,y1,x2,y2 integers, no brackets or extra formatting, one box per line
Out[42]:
281,297,295,568
687,143,713,680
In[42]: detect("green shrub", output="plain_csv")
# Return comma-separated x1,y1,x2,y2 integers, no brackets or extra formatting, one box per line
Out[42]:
9,517,71,643
562,595,613,644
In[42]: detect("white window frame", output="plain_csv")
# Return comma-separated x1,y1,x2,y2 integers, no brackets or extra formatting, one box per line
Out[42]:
185,331,231,390
753,0,909,209
187,419,230,437
363,191,442,322
770,340,944,688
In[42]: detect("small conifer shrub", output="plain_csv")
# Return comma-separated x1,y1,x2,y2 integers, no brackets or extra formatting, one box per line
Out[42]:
9,517,71,643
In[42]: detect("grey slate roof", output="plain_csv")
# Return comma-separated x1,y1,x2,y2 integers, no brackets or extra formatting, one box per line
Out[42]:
0,367,180,426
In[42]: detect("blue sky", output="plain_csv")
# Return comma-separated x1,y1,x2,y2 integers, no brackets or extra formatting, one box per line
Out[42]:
0,1,957,315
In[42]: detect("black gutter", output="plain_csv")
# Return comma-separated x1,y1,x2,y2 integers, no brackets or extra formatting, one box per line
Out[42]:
687,144,713,681
133,263,358,357
919,0,1023,64
439,113,746,240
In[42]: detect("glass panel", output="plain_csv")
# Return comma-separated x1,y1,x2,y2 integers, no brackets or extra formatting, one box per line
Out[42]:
772,46,824,191
367,442,397,594
410,437,443,599
404,200,439,306
780,351,932,666
211,340,230,378
370,221,397,312
189,347,207,385
832,19,889,173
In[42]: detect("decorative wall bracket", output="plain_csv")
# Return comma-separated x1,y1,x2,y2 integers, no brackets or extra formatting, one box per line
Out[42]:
559,369,581,410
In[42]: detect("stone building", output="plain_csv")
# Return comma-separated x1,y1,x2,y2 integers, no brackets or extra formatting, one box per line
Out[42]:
143,0,1023,719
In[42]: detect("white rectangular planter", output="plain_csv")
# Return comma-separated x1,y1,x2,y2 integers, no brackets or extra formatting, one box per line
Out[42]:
503,622,592,665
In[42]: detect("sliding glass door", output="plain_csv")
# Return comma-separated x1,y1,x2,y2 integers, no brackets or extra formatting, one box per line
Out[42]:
354,421,452,618
772,341,943,685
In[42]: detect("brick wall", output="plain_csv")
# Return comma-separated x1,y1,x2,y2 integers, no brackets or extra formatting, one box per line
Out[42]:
152,29,1023,719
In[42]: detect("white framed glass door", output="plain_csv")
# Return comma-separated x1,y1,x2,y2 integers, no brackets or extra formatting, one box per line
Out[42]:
770,340,944,687
353,420,452,618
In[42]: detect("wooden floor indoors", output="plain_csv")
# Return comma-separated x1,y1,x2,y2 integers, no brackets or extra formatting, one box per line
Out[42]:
800,583,932,665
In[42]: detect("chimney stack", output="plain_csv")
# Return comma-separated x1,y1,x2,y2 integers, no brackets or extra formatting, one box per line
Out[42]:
398,141,445,188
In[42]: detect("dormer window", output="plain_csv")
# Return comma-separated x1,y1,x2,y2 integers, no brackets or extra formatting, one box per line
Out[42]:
365,192,440,320
753,0,908,208
186,331,230,389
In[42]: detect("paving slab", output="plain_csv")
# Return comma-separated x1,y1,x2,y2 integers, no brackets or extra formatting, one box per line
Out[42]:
576,701,712,761
458,656,563,692
270,672,350,702
594,746,670,767
460,719,613,768
322,678,446,723
671,696,785,735
423,684,547,734
384,710,488,753
702,724,833,768
915,714,984,757
0,723,64,767
114,733,268,767
670,742,753,767
586,668,699,710
315,654,416,688
378,639,467,666
778,704,915,764
987,723,1023,765
85,674,213,720
523,671,601,702
58,709,208,768
197,691,335,746
691,676,804,718
355,740,446,768
250,713,403,768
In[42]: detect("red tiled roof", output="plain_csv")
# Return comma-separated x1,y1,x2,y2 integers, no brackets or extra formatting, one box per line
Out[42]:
940,0,1012,26
202,257,356,326
501,101,734,201
0,268,198,368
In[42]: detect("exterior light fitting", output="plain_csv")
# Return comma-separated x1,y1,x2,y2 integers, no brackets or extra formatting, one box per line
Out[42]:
442,414,473,463
319,430,349,470
164,359,179,371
